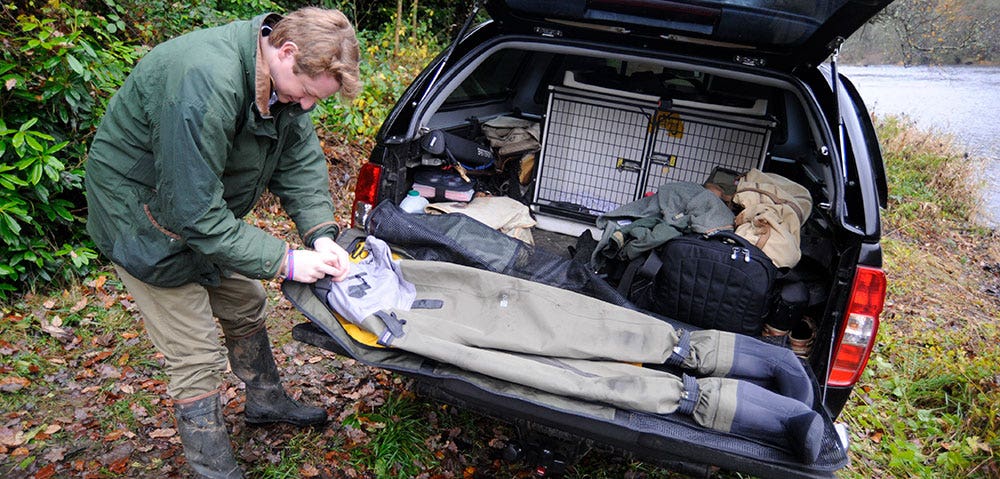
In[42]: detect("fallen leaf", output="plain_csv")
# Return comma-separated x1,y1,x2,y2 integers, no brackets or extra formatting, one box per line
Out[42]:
81,350,113,368
0,376,30,393
149,428,176,439
42,448,67,464
301,463,320,477
44,425,61,435
0,427,25,447
966,435,992,454
343,382,376,400
94,275,108,290
4,78,16,91
43,299,56,309
38,316,74,342
35,463,57,479
109,457,128,474
70,297,88,313
100,443,134,472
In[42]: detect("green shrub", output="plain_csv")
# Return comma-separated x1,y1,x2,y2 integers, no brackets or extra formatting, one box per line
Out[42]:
0,1,442,300
113,0,285,43
0,3,143,298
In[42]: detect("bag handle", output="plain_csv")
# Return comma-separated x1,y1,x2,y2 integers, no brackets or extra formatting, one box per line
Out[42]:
616,250,663,297
704,229,754,249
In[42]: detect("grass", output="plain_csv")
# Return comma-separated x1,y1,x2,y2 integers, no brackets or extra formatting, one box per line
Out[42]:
342,390,439,477
839,115,1000,478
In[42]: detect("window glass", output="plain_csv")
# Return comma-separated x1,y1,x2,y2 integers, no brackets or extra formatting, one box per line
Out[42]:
444,49,527,105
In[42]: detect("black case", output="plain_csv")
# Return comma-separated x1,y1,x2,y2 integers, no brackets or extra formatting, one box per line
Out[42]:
637,231,777,336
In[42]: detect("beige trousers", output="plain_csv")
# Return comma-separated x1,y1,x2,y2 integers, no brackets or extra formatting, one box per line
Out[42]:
114,265,267,400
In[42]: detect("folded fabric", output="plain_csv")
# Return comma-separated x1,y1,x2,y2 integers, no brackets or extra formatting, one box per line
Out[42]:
592,181,735,269
425,195,537,245
733,169,812,268
319,236,416,325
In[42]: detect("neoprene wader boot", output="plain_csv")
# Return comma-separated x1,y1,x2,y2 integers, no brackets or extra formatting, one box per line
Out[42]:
728,379,824,463
175,394,243,479
226,326,328,426
687,330,814,405
682,377,824,464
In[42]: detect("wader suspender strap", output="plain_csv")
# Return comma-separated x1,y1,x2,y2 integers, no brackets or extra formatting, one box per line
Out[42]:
677,374,699,416
666,329,692,367
373,299,443,346
374,311,406,346
411,299,444,309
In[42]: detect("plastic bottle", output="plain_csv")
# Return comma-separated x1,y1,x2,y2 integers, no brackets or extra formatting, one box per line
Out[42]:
399,190,429,213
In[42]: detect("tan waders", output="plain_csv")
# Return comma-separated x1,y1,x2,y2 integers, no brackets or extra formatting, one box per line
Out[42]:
324,259,822,463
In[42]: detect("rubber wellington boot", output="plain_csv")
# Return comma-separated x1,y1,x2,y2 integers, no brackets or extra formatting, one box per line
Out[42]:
686,330,814,405
175,394,244,479
226,326,328,426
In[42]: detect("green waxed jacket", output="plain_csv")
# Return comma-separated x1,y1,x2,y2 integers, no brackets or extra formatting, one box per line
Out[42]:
85,14,339,287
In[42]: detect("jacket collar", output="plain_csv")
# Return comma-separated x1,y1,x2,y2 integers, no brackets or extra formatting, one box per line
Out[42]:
253,13,283,118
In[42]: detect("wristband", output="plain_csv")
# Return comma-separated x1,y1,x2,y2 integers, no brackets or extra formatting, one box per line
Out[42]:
285,249,295,281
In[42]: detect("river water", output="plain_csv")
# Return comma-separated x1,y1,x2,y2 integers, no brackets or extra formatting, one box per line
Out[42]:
839,65,1000,227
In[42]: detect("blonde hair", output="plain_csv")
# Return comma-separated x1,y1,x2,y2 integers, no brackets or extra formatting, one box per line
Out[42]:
268,7,361,99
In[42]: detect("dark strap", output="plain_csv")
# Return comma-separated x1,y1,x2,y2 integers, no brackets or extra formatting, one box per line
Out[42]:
411,299,444,309
616,250,663,296
373,310,406,346
677,374,700,416
665,328,691,367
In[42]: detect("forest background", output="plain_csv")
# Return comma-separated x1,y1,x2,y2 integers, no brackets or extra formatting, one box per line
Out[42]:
1,1,999,478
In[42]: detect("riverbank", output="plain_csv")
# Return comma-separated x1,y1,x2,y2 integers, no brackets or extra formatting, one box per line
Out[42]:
840,115,1000,478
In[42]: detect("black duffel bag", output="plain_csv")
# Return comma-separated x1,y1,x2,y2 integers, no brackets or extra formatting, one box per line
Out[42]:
628,231,778,336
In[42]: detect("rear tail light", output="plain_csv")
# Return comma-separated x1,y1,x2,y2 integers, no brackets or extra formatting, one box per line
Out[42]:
351,162,382,228
828,266,886,387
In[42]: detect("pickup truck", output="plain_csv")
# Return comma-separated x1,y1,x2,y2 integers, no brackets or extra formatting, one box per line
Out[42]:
285,1,891,476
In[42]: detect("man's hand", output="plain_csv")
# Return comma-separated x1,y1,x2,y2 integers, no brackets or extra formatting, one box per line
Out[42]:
311,236,351,281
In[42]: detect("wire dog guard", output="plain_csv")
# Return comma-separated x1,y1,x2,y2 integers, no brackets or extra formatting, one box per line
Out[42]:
533,85,773,221
644,108,773,192
534,90,649,218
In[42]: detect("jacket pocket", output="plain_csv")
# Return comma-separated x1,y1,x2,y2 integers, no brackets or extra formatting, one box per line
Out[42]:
111,202,219,287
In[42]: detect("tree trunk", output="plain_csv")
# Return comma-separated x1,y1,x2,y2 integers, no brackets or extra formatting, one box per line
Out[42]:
394,0,403,59
411,0,418,41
